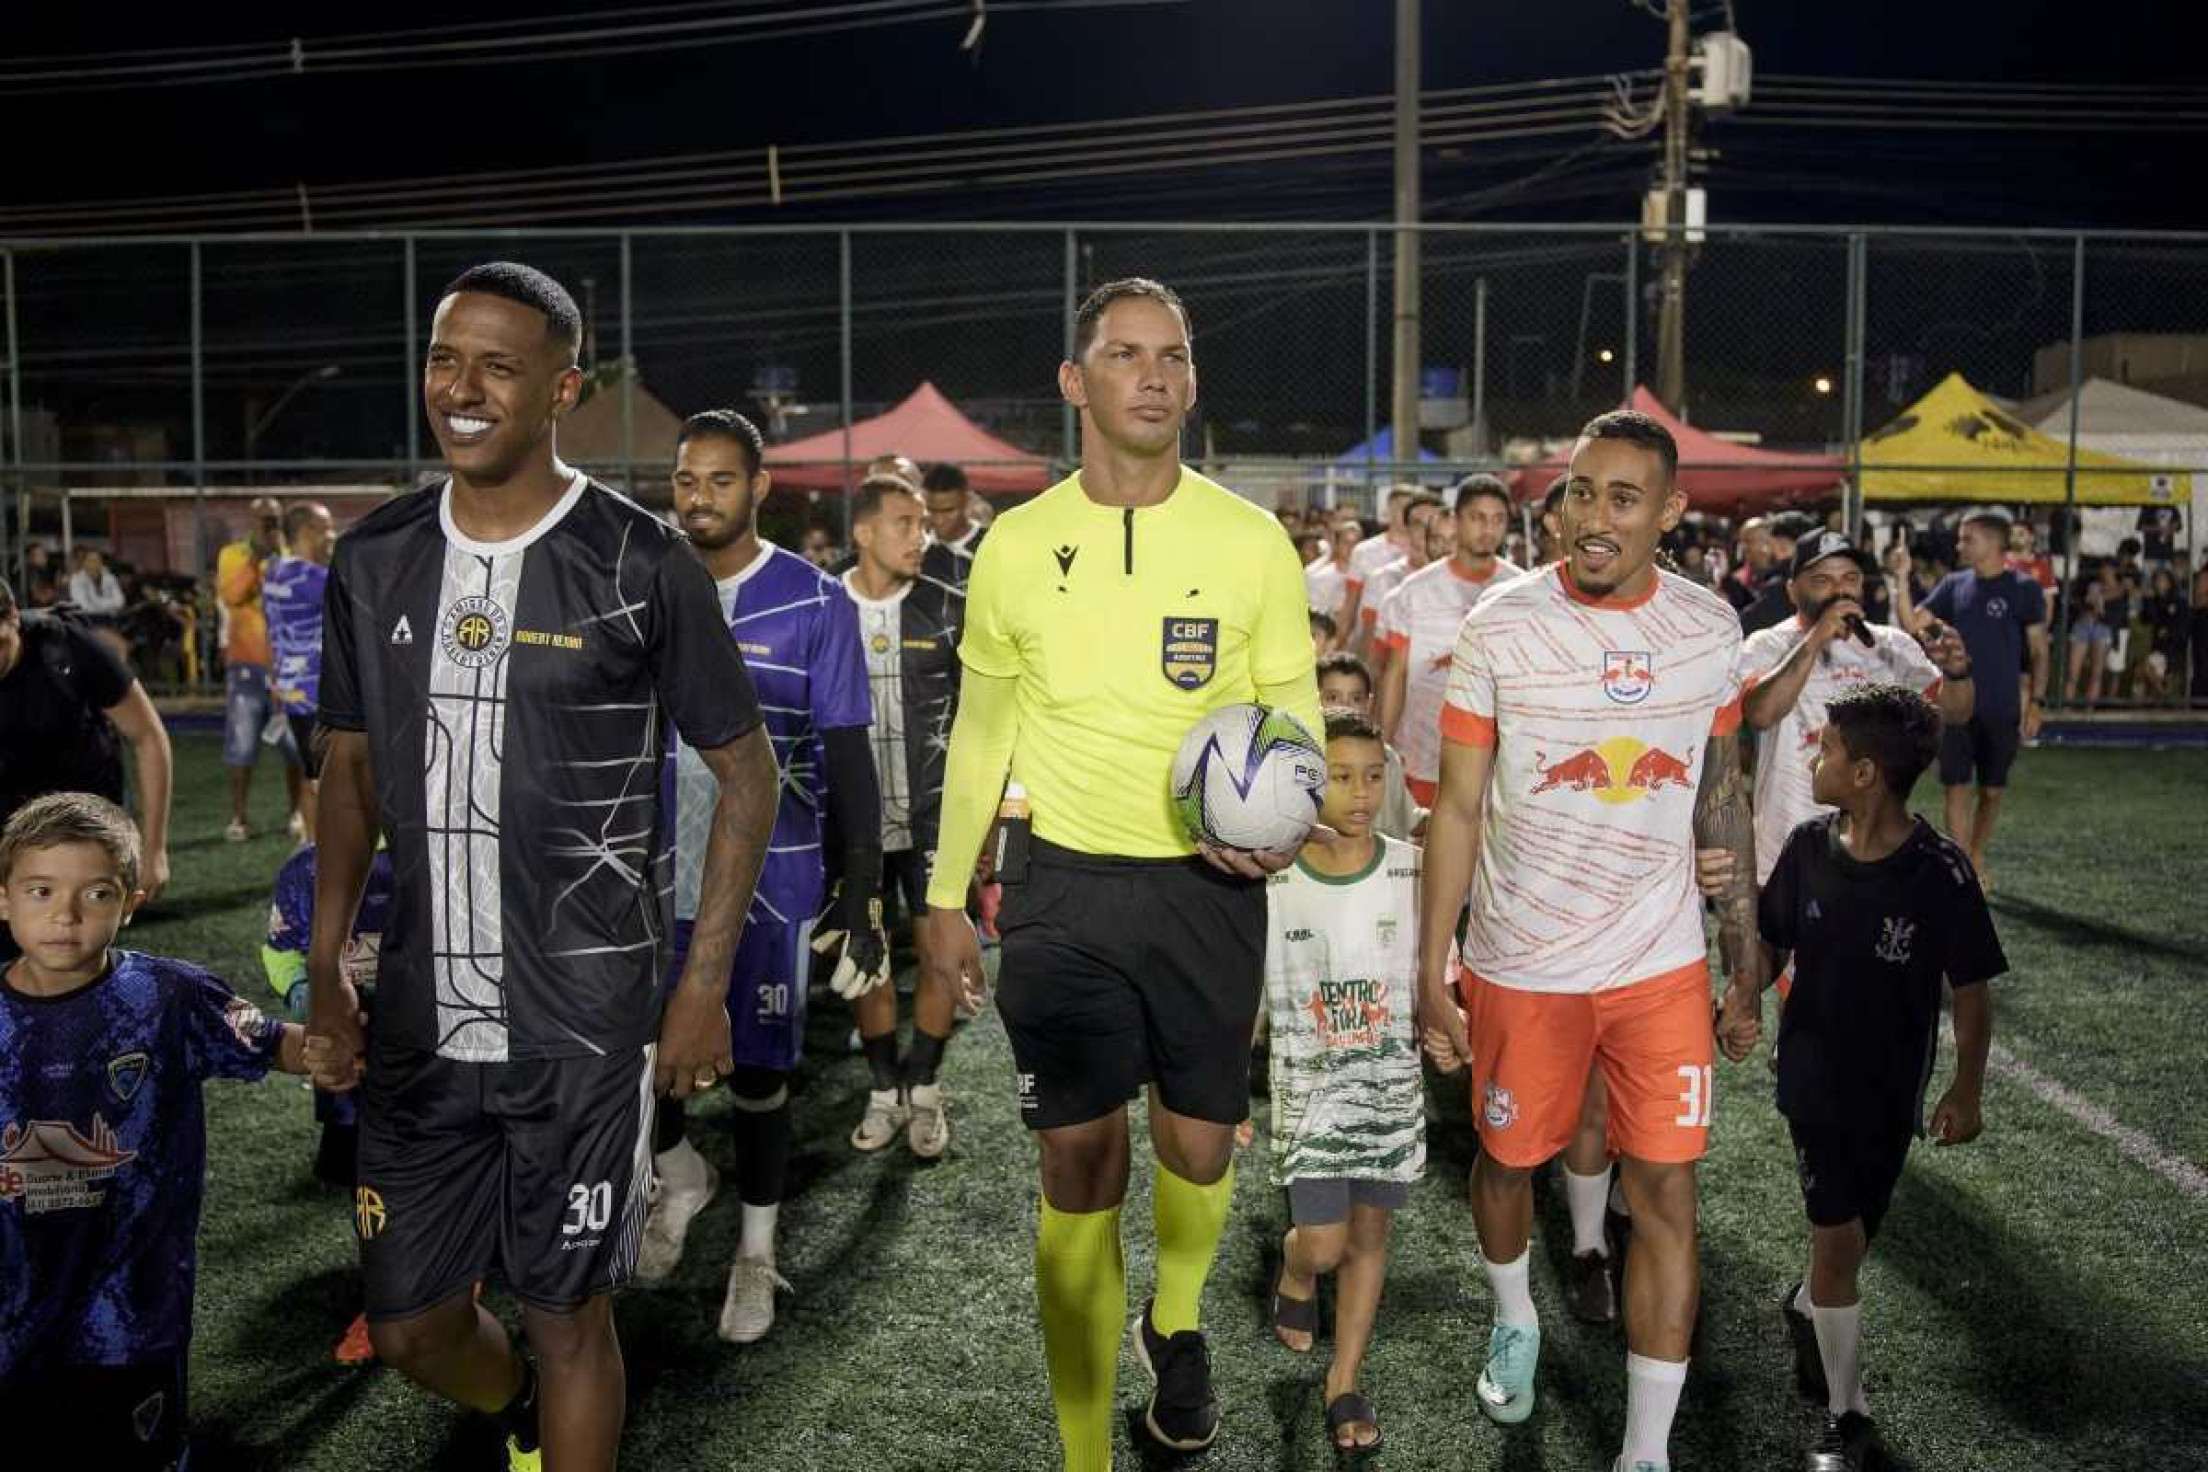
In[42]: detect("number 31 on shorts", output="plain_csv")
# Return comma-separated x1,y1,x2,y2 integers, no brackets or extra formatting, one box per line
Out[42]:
1674,1064,1714,1128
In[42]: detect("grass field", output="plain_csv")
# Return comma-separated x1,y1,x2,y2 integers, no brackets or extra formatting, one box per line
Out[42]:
137,734,2208,1470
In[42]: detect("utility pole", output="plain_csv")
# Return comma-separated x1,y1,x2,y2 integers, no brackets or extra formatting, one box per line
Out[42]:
1390,0,1421,474
1655,0,1690,415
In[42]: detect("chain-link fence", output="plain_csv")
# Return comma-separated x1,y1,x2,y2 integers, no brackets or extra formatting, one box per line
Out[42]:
5,222,2205,702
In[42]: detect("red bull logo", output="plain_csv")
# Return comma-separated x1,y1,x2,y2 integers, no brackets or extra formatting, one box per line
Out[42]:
1531,736,1696,805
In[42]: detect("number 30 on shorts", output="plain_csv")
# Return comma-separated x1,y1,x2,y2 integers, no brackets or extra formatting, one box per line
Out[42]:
564,1180,613,1236
1674,1064,1714,1128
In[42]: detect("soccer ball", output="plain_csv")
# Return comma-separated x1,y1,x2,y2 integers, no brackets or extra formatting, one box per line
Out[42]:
1170,703,1326,853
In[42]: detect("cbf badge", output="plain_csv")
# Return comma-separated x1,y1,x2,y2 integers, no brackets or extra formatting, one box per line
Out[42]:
1161,617,1218,690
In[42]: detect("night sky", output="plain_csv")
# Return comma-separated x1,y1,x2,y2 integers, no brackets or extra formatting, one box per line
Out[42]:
5,0,2202,484
9,0,2201,230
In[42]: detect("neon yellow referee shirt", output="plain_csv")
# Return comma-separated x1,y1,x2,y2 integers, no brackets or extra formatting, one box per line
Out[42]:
953,466,1322,862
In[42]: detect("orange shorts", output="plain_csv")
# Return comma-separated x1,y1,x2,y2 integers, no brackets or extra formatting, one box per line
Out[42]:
1457,962,1715,1168
1405,774,1437,808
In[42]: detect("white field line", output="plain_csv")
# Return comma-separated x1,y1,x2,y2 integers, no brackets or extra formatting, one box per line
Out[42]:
1963,1028,2208,1201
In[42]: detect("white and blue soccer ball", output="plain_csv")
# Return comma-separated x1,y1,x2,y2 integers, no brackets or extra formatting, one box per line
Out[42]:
1170,703,1325,853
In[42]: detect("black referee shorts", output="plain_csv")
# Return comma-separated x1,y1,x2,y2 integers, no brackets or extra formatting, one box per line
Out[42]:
994,838,1266,1131
1788,1113,1914,1240
356,1044,655,1320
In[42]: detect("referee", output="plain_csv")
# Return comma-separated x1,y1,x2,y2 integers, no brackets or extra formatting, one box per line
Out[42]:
917,278,1321,1469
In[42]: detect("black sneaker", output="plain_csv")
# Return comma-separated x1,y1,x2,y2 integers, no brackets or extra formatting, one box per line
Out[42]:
1565,1249,1616,1324
1131,1298,1220,1452
1803,1410,1877,1471
1781,1280,1828,1404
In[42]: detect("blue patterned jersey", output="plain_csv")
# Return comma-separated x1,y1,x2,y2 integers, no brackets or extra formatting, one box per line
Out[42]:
673,543,871,926
262,845,397,1007
263,555,329,713
0,951,285,1375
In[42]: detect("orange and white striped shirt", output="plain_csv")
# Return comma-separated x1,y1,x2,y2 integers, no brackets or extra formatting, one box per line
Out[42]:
1441,564,1745,995
1376,555,1521,784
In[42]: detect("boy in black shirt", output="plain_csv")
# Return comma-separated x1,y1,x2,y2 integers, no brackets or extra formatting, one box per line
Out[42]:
1757,684,2004,1472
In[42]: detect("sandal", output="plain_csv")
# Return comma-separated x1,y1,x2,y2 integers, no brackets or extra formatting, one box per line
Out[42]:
1271,1263,1318,1352
1326,1390,1383,1454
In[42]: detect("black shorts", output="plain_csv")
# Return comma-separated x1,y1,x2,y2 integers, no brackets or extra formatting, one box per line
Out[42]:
995,838,1265,1130
0,1354,186,1469
1938,713,2020,788
287,710,321,779
1787,1114,1913,1239
356,1044,655,1319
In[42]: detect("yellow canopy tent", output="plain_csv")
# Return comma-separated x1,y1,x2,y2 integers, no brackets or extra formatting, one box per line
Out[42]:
1860,372,2189,507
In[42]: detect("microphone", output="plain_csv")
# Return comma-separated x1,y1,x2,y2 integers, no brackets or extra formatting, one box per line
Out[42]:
1840,612,1875,648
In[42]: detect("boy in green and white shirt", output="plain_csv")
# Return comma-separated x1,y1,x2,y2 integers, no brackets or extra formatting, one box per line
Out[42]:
1263,710,1424,1455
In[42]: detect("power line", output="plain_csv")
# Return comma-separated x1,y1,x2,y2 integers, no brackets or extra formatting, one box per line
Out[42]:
0,0,1189,95
0,77,1637,235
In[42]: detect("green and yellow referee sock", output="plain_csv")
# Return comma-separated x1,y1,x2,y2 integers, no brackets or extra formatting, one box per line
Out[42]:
1036,1201,1124,1472
1151,1161,1234,1336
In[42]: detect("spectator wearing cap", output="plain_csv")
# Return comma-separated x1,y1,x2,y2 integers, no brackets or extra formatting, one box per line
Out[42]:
0,576,175,957
1739,531,1974,899
1738,511,1821,634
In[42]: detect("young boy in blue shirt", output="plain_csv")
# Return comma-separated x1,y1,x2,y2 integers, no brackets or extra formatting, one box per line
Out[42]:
0,792,313,1468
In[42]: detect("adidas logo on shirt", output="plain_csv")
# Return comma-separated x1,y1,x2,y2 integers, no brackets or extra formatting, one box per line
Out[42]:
391,616,413,646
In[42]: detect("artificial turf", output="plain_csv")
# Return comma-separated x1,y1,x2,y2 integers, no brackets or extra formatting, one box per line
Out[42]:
132,735,2208,1470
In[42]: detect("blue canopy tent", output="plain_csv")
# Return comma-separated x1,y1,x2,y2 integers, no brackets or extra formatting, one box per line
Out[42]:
1331,426,1442,471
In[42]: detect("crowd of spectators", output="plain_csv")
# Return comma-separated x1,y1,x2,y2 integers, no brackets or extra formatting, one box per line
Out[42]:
1274,488,2207,706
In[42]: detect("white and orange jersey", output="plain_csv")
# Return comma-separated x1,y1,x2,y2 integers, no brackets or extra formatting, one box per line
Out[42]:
1441,563,1745,995
1356,556,1413,633
1738,618,1943,885
1376,555,1523,783
1348,530,1411,589
1305,558,1351,622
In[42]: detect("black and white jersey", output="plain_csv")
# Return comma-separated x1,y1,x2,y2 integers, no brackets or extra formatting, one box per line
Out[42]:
1759,814,2007,1131
319,473,763,1064
839,569,962,853
924,525,986,589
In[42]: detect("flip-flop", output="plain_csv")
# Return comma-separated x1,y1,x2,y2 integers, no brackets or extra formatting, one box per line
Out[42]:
1271,1264,1318,1352
1326,1390,1383,1454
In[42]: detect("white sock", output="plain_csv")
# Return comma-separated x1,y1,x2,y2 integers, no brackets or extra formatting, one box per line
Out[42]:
738,1201,779,1263
1609,1174,1632,1218
1811,1301,1870,1416
1565,1165,1612,1257
654,1137,708,1193
1483,1250,1539,1329
1793,1279,1814,1316
1621,1352,1688,1468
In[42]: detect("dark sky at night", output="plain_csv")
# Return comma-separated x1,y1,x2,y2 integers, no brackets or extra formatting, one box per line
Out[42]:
8,0,2201,231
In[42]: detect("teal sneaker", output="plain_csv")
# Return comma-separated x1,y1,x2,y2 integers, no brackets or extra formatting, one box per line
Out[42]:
1475,1321,1541,1425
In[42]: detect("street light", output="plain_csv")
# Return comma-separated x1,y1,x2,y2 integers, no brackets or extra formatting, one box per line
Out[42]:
1813,375,1834,395
1598,348,1616,364
245,364,342,476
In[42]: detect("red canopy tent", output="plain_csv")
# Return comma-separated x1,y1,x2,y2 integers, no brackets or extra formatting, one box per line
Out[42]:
1510,386,1846,510
764,381,1051,493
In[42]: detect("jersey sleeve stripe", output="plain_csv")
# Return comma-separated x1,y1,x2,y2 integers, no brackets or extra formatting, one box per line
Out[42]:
1709,687,1746,737
1441,704,1497,748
